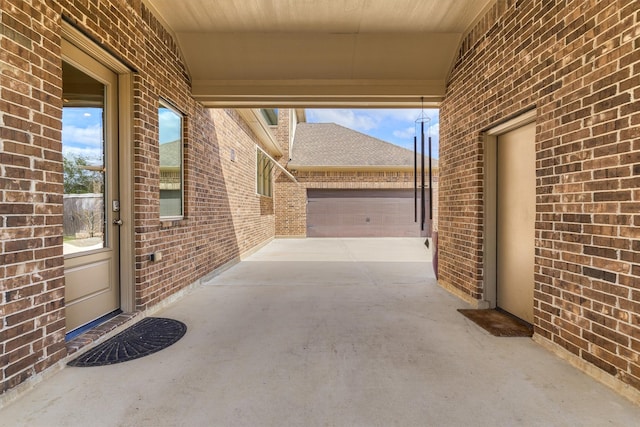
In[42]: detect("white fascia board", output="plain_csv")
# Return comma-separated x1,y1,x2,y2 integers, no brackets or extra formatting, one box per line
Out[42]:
236,109,283,157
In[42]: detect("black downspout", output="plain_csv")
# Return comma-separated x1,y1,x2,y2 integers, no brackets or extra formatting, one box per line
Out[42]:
414,135,417,223
428,135,433,222
421,121,425,231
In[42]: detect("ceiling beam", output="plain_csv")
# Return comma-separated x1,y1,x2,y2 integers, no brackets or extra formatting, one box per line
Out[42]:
193,79,444,108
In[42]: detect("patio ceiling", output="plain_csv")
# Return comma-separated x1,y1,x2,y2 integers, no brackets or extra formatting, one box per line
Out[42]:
143,0,494,107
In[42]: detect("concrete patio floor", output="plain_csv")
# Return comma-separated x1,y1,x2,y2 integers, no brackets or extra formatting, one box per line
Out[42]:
2,238,639,426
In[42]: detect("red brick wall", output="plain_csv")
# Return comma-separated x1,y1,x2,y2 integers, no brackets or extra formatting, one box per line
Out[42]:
440,0,640,392
1,0,66,395
275,179,308,236
213,108,275,250
274,110,307,236
1,1,275,395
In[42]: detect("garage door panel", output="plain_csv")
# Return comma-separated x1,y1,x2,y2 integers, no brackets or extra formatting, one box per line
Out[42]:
307,189,425,238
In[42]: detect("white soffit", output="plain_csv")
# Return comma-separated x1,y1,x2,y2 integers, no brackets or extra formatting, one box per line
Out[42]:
144,0,495,106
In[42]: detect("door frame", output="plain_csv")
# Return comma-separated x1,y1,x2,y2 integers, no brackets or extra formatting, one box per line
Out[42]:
62,22,135,315
483,109,536,309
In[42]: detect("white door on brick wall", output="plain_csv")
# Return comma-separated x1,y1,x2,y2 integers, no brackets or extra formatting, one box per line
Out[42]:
62,41,120,333
497,122,536,324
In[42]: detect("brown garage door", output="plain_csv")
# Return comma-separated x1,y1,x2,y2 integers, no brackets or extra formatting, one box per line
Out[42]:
307,189,426,237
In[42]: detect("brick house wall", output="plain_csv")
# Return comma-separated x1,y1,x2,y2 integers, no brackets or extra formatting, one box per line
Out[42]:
213,108,276,250
439,0,640,394
274,179,308,237
273,109,306,236
274,110,439,237
1,1,275,395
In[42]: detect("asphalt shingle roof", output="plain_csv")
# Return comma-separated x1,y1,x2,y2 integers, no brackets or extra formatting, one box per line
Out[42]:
159,140,181,168
289,123,436,168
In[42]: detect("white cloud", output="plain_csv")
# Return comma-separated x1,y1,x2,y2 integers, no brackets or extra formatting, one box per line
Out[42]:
306,109,378,131
308,109,438,130
62,145,103,163
368,108,438,122
306,108,440,157
62,124,102,147
159,109,181,143
430,123,440,138
392,121,438,140
62,124,103,163
393,126,415,139
372,109,419,122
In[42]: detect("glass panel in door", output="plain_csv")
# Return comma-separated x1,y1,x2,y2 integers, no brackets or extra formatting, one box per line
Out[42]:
62,62,106,255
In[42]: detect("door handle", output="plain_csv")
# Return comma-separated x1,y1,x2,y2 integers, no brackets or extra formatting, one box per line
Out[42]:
113,219,123,226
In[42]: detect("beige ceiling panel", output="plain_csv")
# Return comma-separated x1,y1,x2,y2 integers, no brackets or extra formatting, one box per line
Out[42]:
357,0,492,32
350,33,461,79
178,32,359,80
146,0,494,33
177,32,459,81
143,0,495,106
149,0,367,32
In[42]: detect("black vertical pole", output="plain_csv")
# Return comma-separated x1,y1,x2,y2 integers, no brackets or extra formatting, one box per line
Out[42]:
421,121,425,231
428,136,433,221
414,135,417,223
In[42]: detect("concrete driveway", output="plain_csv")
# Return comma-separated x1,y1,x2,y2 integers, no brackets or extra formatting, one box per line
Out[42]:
2,238,639,426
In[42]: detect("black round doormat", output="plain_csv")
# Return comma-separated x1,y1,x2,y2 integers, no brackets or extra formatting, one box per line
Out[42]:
68,317,187,367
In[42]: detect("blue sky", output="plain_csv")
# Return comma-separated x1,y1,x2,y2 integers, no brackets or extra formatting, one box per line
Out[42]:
63,107,182,162
159,107,182,143
306,108,439,158
62,107,103,163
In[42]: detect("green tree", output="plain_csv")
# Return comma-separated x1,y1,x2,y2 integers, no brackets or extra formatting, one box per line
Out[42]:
63,155,102,194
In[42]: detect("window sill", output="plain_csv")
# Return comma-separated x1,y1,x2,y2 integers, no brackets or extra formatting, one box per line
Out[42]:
160,217,185,228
